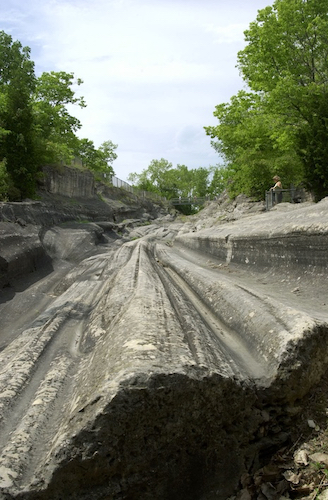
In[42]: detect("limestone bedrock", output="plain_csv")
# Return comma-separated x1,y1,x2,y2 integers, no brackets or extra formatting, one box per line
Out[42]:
0,196,328,500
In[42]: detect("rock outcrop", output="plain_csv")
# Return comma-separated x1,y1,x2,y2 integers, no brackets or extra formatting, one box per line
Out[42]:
0,165,170,288
42,164,96,199
0,181,328,500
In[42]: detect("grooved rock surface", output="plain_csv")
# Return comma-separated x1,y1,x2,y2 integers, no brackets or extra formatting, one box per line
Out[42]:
42,164,96,198
0,195,328,499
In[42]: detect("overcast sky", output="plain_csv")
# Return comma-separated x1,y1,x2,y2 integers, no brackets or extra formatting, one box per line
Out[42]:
3,0,271,182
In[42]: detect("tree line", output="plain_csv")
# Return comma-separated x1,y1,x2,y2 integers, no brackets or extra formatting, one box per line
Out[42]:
128,159,223,214
205,0,328,202
129,0,328,206
3,0,328,205
0,31,117,201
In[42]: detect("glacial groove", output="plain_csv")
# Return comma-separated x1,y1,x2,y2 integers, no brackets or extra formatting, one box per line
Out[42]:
0,199,328,499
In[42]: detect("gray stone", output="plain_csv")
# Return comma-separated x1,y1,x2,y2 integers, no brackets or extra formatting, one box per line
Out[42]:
0,190,328,500
43,164,95,199
0,222,52,289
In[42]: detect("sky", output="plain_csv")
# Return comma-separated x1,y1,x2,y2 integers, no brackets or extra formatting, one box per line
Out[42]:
2,0,272,182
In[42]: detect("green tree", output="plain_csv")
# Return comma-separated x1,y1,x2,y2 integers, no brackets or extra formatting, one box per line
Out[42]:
238,1,328,92
206,0,328,200
128,158,174,197
191,167,209,197
0,31,119,201
0,93,9,140
0,31,36,199
171,164,193,197
0,160,9,200
128,159,212,213
208,166,228,197
75,139,117,176
170,165,211,213
237,0,328,200
32,71,86,166
98,140,118,174
205,90,303,198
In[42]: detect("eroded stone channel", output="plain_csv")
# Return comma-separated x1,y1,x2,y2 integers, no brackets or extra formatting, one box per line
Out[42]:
0,198,328,500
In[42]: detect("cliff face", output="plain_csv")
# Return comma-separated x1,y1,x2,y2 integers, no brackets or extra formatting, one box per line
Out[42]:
1,165,168,226
0,165,170,288
0,174,328,500
42,164,96,199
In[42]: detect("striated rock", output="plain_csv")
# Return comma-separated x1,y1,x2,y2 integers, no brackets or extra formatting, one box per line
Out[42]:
41,222,107,261
175,197,328,274
0,194,328,499
42,164,96,199
0,165,170,228
0,166,170,289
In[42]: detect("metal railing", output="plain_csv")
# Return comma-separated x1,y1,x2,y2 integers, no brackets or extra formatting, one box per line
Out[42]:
110,175,134,192
170,196,212,206
100,174,166,203
101,174,309,211
265,187,306,210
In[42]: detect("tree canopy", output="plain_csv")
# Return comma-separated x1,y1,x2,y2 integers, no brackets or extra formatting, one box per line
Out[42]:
205,0,328,201
128,159,216,214
32,71,86,167
75,139,117,176
0,31,118,201
0,31,36,198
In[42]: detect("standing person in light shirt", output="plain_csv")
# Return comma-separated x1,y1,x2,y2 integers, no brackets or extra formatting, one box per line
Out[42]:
270,175,282,204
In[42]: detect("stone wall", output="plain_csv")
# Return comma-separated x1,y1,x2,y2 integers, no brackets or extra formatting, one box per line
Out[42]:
42,165,95,199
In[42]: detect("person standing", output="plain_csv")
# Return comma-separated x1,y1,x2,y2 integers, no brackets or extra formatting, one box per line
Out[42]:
270,175,282,204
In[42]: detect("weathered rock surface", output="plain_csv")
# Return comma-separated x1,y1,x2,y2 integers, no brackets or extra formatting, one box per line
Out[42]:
0,189,328,500
0,165,170,288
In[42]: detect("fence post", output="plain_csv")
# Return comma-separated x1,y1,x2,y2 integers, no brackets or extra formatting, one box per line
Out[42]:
290,184,295,203
265,190,273,210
